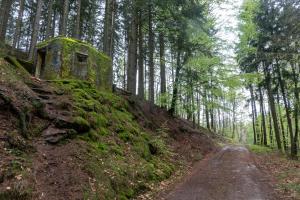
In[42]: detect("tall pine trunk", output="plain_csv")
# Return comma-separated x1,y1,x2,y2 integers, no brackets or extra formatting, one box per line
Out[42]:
13,0,25,48
0,0,13,41
276,61,294,154
264,63,282,150
103,0,116,58
159,32,166,107
127,8,138,94
28,0,44,61
276,93,287,151
74,0,82,39
249,85,257,144
258,86,267,145
148,2,155,104
137,12,144,99
291,62,299,158
45,0,54,39
170,48,181,116
60,0,69,36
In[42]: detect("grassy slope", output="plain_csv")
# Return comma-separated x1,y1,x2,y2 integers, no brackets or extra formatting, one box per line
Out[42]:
0,55,216,200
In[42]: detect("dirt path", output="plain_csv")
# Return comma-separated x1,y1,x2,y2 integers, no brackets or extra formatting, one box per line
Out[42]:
163,146,278,200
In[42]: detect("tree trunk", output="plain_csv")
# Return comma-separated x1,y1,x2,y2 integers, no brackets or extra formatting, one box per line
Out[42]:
13,0,25,48
277,93,287,151
249,85,257,144
126,8,138,94
74,0,82,39
103,0,116,58
45,0,54,39
170,49,181,116
0,0,13,41
204,91,210,130
197,91,201,128
159,32,167,107
137,11,144,99
268,110,273,147
232,98,236,139
28,0,44,61
52,9,57,38
264,63,282,150
148,2,155,105
291,62,299,158
60,0,69,36
276,61,294,154
258,86,267,146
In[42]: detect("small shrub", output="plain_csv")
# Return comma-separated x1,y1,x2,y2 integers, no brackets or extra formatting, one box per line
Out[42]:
148,138,166,155
118,131,132,142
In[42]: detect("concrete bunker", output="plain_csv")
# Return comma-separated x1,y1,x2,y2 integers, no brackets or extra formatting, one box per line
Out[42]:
35,37,112,90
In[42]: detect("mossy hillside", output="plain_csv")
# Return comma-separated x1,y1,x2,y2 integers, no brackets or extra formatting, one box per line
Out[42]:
53,80,175,199
37,37,112,91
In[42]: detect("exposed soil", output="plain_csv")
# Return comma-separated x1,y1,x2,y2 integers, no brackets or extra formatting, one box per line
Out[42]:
31,140,89,200
160,146,279,200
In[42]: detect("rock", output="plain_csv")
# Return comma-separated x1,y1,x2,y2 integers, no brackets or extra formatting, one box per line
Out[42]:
6,131,28,151
72,117,90,133
53,115,90,133
53,116,74,128
43,126,76,144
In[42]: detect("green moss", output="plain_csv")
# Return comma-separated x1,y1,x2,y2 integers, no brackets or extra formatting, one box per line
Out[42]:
96,143,109,153
5,56,31,80
118,131,132,142
50,79,176,199
73,116,91,133
98,127,109,136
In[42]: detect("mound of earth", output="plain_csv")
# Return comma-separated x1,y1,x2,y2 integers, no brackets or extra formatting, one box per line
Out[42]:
0,55,216,200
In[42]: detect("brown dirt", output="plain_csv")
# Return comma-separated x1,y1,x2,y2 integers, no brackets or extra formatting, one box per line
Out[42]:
159,146,279,200
31,139,89,200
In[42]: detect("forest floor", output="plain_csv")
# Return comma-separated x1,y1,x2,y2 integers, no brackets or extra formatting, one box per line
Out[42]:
151,145,279,200
251,146,300,200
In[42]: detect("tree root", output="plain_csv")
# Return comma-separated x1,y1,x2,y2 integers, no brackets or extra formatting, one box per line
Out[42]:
0,91,29,138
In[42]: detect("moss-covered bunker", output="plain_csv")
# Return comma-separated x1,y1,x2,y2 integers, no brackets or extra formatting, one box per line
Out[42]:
35,37,112,90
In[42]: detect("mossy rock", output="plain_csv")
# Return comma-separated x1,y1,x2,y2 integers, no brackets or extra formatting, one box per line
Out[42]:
73,117,90,133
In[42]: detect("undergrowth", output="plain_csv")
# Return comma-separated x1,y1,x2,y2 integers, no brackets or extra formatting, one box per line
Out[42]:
248,145,274,154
